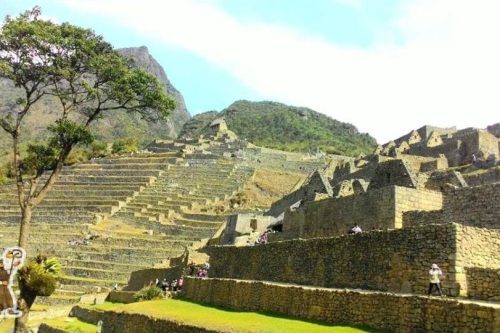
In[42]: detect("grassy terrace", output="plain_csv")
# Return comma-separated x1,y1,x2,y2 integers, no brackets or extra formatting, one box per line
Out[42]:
87,299,375,333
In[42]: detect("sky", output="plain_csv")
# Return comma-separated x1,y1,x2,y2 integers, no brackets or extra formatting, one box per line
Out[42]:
0,0,499,143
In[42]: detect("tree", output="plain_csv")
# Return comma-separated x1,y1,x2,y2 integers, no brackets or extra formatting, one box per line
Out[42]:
0,8,175,332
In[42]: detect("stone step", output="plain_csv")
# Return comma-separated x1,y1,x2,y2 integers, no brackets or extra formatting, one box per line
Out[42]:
54,250,174,266
46,190,138,197
63,266,132,281
173,218,222,229
39,199,123,207
50,184,145,191
58,275,126,287
59,258,150,272
35,294,82,306
0,194,131,202
55,176,155,183
71,163,170,170
180,213,227,222
131,197,194,207
0,216,96,225
85,157,174,164
0,205,114,213
0,223,92,231
134,195,210,206
113,218,214,239
59,169,164,177
0,234,190,249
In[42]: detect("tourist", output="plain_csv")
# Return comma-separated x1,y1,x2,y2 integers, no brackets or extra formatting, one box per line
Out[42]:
257,231,269,244
188,263,196,276
428,264,443,296
160,278,169,293
203,262,210,271
177,277,184,291
349,224,362,234
198,269,207,279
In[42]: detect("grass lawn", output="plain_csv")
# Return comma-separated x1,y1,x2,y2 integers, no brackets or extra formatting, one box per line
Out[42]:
0,319,14,333
92,299,376,333
41,317,97,333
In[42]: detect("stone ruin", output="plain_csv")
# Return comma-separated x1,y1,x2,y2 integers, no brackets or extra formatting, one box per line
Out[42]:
182,124,500,333
10,122,500,332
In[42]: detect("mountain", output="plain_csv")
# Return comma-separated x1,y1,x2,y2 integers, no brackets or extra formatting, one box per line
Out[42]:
179,100,377,156
118,46,190,136
0,46,190,157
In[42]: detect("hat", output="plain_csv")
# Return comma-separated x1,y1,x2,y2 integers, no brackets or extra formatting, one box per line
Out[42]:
431,264,438,269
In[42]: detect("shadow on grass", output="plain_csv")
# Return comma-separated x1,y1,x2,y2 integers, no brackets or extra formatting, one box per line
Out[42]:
174,296,380,333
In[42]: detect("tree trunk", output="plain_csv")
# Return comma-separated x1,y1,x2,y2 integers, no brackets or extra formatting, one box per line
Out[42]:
18,206,32,249
14,285,36,333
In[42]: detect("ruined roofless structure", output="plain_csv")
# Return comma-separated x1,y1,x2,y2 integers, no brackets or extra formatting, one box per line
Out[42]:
183,124,500,333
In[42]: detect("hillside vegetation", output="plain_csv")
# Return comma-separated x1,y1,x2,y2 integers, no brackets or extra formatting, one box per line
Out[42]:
180,100,377,156
0,46,190,181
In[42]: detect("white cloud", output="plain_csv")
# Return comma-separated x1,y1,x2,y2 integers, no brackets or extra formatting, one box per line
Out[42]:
59,0,500,143
333,0,363,9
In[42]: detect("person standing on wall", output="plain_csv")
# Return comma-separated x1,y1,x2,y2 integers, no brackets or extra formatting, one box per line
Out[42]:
428,264,444,296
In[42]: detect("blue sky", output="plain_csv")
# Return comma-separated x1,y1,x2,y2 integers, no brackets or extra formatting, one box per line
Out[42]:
1,0,499,143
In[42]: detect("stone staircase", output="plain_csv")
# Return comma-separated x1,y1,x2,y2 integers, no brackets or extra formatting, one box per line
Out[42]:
108,157,254,239
0,145,258,311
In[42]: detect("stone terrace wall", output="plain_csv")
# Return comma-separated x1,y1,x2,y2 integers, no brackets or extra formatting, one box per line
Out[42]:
399,154,447,172
207,224,461,295
283,186,442,239
443,183,500,228
456,225,500,301
402,210,444,227
457,225,500,268
183,278,500,333
71,306,218,333
465,268,500,301
395,187,443,228
124,266,183,291
283,186,395,239
463,167,500,186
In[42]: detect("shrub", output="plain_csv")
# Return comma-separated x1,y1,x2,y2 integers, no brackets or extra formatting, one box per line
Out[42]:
89,141,109,158
111,137,139,154
18,256,61,297
134,286,164,302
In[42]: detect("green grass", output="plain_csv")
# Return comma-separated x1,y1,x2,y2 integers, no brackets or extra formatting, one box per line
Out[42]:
91,299,375,333
41,317,97,333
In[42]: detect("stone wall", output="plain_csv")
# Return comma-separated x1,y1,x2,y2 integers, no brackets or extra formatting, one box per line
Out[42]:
220,214,275,244
71,306,217,333
394,187,443,228
402,210,444,227
367,159,418,190
107,291,136,303
207,224,461,296
462,167,500,186
124,266,183,291
398,154,447,172
284,186,396,239
407,129,499,166
183,278,500,333
457,225,500,268
465,267,500,301
282,186,442,239
442,183,500,228
38,324,67,333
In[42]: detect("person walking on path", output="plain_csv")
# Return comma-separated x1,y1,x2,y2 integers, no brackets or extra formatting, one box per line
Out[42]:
428,264,443,296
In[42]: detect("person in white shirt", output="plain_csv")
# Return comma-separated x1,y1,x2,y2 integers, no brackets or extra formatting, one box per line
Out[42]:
350,224,362,234
428,264,443,296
